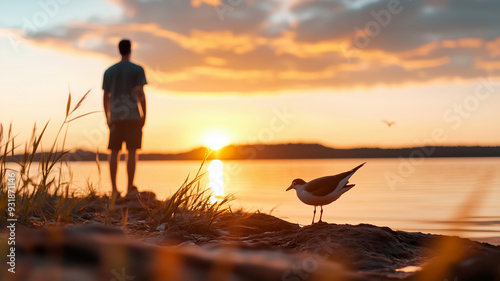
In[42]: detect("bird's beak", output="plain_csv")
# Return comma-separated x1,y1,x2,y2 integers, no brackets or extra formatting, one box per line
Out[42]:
286,186,292,191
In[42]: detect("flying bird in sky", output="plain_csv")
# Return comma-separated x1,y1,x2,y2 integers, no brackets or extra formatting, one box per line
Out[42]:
382,120,396,127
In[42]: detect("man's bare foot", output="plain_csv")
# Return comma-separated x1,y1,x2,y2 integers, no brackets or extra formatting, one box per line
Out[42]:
125,185,139,198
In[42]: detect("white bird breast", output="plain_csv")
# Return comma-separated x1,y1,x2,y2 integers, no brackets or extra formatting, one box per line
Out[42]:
296,188,343,206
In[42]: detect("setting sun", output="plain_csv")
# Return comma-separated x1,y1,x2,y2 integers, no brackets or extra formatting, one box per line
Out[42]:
203,132,230,150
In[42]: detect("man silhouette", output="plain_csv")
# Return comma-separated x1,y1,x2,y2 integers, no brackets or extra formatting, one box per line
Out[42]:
103,39,147,198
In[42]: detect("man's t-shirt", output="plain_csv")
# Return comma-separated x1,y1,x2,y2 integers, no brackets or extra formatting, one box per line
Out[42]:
103,61,147,122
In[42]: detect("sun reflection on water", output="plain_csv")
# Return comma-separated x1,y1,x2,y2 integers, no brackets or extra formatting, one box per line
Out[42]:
208,159,224,203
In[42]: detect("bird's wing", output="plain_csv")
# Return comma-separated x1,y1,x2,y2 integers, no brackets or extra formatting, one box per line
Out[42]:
382,120,395,126
304,163,365,197
304,172,352,196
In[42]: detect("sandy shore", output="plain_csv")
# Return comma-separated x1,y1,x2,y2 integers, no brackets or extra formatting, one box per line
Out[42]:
1,193,499,280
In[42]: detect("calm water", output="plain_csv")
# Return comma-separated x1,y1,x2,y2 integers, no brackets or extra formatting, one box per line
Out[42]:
48,158,500,238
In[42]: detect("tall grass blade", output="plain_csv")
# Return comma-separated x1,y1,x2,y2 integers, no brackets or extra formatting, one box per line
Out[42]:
66,92,71,117
65,111,100,123
69,89,91,115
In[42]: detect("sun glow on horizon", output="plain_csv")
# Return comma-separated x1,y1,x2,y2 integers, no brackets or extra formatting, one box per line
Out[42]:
203,132,230,150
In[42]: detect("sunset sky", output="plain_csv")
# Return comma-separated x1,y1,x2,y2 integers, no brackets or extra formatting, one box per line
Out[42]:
1,0,499,153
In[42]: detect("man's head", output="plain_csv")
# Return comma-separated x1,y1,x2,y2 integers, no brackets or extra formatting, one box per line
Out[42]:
119,39,131,56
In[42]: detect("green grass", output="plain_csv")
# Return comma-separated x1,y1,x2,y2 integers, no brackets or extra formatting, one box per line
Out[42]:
0,90,233,229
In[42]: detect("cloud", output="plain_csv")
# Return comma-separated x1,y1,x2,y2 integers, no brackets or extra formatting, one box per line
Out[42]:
15,0,500,93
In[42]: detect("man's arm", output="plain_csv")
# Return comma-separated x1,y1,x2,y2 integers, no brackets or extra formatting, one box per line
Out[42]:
136,85,146,126
103,90,111,127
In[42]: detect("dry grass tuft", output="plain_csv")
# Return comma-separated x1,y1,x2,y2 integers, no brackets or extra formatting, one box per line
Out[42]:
0,93,233,231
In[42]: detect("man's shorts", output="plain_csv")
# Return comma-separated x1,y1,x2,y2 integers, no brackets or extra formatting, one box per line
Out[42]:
108,120,143,150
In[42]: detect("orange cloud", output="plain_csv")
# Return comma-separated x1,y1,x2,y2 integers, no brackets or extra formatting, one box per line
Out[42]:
277,67,337,80
475,59,500,71
115,23,263,54
205,57,227,66
457,38,483,48
486,38,500,57
399,41,441,58
17,11,499,94
191,0,221,7
399,57,450,71
268,31,347,58
442,38,484,49
441,40,457,48
186,66,275,80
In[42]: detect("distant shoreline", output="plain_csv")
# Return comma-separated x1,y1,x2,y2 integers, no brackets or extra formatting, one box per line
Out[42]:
6,143,500,162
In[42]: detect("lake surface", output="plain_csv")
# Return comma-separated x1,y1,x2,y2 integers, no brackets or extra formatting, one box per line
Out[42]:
41,158,500,238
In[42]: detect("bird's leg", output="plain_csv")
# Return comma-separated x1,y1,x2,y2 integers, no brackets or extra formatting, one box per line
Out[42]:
318,206,324,223
312,206,316,224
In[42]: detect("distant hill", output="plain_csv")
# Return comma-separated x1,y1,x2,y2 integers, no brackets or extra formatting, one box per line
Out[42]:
5,143,500,162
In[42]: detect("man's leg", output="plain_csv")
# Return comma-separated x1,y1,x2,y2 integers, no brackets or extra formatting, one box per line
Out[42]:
110,149,120,194
127,149,138,192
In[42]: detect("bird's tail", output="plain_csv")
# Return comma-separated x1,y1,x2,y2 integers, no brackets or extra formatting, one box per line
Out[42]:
340,183,356,195
350,162,366,173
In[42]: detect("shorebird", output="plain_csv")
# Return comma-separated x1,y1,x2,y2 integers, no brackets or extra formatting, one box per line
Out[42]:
382,120,395,127
286,162,366,224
